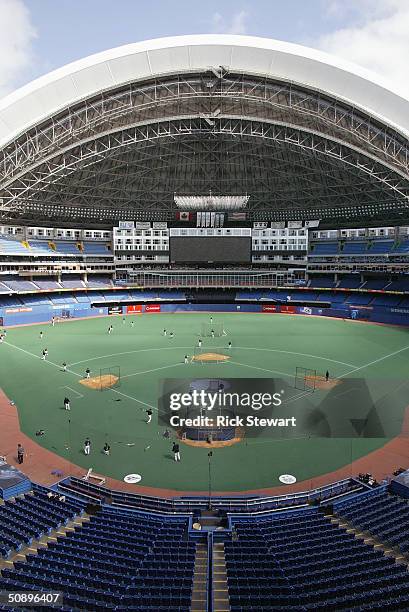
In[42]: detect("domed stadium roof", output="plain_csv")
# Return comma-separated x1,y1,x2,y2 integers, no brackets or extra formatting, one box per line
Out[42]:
0,34,408,225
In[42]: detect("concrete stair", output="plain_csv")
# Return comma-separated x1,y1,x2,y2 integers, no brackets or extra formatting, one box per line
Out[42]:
191,542,208,612
213,542,230,612
0,512,90,572
327,513,409,567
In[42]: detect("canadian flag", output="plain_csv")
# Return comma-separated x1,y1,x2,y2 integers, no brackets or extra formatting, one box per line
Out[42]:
177,212,191,221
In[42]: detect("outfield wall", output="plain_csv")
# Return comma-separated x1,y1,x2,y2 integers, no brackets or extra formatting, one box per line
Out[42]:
2,297,409,326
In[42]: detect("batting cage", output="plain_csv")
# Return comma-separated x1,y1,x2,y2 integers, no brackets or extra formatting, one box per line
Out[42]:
294,366,317,392
99,366,121,390
79,366,121,390
182,379,236,442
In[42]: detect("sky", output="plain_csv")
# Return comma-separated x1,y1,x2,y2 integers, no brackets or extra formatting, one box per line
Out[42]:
0,0,409,99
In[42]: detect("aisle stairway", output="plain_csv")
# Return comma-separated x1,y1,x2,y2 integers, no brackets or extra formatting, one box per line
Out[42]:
191,542,208,612
213,542,230,612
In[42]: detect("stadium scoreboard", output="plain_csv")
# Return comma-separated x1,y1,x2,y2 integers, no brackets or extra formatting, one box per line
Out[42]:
169,228,251,263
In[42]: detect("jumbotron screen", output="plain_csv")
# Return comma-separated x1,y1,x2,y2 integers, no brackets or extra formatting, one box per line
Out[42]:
170,236,251,263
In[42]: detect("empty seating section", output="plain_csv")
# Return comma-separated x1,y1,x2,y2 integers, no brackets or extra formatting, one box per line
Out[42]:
0,290,189,310
75,294,91,303
0,236,30,255
0,238,113,257
0,280,12,293
86,276,113,288
4,481,409,610
100,290,128,301
345,293,373,305
53,241,80,254
309,238,409,256
3,274,409,314
235,291,258,299
1,506,194,611
308,276,336,288
0,295,21,307
397,296,409,308
0,485,84,559
311,242,338,255
370,294,402,307
227,508,409,610
1,278,37,292
318,291,346,303
335,488,409,554
361,279,388,290
59,276,85,289
342,241,367,254
288,290,318,301
337,276,362,289
82,241,111,254
49,294,77,304
369,240,394,254
32,278,62,290
19,295,52,306
26,240,56,254
392,240,409,253
387,278,409,292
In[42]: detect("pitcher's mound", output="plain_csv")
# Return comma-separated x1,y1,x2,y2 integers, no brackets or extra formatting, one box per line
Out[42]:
191,352,230,363
79,374,119,390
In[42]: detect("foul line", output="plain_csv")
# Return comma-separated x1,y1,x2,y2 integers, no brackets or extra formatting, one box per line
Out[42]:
69,345,356,369
6,339,409,412
228,360,293,380
3,340,156,411
121,362,184,379
339,343,409,379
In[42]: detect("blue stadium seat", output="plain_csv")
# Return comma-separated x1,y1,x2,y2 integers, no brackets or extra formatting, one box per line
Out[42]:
82,242,112,255
310,242,338,255
369,240,394,254
337,276,362,289
342,241,367,254
392,240,409,254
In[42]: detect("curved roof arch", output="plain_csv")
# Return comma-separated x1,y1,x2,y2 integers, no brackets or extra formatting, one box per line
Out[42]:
0,35,409,225
1,34,409,147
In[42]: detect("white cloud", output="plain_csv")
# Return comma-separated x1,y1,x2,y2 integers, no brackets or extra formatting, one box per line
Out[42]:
317,0,409,98
0,0,36,98
211,10,248,35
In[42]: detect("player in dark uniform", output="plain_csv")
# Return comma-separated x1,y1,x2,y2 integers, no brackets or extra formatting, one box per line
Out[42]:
172,442,181,462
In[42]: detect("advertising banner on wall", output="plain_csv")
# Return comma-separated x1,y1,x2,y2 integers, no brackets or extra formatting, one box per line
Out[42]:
281,304,296,314
108,305,122,315
262,304,278,313
5,307,32,313
127,304,143,314
145,304,161,313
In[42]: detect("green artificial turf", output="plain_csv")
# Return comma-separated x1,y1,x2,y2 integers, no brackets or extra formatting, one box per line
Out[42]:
1,313,409,492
